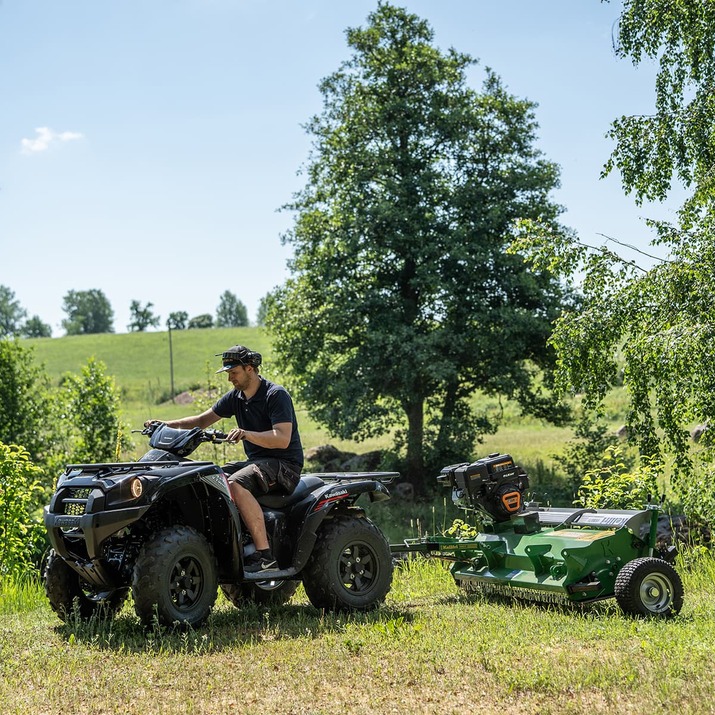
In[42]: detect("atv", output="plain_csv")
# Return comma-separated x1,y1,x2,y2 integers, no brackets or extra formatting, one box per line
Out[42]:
43,422,395,627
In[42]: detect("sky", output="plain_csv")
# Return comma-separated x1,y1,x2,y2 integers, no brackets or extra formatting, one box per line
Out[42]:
0,0,682,336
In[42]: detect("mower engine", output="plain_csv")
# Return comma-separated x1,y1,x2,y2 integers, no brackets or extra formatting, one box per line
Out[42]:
439,453,529,522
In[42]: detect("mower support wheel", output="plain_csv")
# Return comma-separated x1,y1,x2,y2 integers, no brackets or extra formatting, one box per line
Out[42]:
614,557,683,618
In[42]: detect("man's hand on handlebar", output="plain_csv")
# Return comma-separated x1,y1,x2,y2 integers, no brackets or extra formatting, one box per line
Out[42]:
226,427,246,443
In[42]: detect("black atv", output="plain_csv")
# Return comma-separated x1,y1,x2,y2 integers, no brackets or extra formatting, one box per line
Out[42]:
43,422,396,627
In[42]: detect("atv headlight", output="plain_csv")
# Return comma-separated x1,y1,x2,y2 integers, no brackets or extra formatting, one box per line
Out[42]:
129,477,143,499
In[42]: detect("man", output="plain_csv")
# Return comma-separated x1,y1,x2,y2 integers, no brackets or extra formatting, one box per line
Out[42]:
146,345,303,572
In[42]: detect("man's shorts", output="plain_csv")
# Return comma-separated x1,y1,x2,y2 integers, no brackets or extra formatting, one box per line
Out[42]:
223,459,301,497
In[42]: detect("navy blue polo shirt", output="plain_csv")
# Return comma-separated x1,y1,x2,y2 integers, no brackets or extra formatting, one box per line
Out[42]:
212,377,303,468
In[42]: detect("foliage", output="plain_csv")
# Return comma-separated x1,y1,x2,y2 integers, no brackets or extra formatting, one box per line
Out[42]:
57,357,130,464
255,294,273,327
22,315,52,338
604,0,715,214
188,313,214,329
0,285,27,338
167,311,188,330
216,290,249,328
574,446,660,510
557,415,635,489
61,289,114,335
266,3,572,487
0,442,44,578
511,2,715,519
0,339,46,460
128,300,160,332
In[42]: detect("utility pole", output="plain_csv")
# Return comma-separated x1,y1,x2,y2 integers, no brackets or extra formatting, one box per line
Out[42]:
168,320,175,402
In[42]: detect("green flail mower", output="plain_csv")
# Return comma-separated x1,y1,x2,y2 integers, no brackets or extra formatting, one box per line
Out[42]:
391,453,683,618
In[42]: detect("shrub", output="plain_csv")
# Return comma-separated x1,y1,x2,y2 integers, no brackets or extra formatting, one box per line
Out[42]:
574,446,660,510
0,442,45,578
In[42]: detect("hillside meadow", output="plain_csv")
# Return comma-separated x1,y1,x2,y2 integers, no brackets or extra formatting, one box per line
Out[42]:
25,326,586,470
7,329,714,715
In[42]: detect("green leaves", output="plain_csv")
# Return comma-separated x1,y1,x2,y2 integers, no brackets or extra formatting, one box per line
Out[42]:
269,4,570,483
0,442,44,578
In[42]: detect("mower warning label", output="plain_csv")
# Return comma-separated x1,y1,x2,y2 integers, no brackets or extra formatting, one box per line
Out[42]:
556,529,615,541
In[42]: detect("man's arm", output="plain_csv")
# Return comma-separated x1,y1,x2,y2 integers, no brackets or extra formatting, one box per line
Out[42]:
227,421,292,449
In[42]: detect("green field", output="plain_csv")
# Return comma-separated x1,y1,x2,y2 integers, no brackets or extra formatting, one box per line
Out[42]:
11,330,713,715
2,552,715,715
25,327,584,473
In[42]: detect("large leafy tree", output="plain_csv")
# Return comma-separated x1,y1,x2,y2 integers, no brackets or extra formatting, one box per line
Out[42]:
267,3,571,486
128,300,160,332
514,1,715,507
61,289,114,335
0,285,27,338
216,290,249,328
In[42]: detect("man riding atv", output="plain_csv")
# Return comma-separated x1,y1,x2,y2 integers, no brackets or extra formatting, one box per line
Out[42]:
146,344,302,573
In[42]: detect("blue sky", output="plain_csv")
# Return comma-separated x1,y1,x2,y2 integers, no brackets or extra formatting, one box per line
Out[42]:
1,0,680,335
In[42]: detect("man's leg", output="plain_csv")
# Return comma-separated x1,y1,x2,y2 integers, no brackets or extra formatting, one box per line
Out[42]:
229,482,269,551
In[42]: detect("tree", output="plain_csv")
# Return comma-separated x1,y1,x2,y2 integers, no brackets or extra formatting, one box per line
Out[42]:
61,289,114,335
188,314,214,329
0,286,27,338
266,4,571,487
216,291,249,328
22,316,52,338
167,311,188,330
604,0,715,215
0,339,46,459
58,357,129,464
255,294,273,327
128,300,160,332
511,2,715,515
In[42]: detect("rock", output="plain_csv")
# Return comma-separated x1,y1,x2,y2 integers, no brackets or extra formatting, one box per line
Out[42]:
340,451,383,472
691,423,709,442
393,482,415,501
304,444,343,464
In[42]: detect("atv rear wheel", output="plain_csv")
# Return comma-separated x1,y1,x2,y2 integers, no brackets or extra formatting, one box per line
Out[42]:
132,525,218,627
302,513,392,612
221,580,299,607
43,549,127,621
614,557,683,618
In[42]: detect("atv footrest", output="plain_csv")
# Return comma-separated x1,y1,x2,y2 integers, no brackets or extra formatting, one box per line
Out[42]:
242,567,298,582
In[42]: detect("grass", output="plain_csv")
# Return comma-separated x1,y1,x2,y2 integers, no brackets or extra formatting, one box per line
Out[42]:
26,327,588,469
1,552,714,715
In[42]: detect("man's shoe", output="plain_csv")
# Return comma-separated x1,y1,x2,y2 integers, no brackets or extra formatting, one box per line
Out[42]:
244,551,278,573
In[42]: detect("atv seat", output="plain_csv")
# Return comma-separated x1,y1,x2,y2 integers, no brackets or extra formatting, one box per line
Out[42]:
257,475,325,509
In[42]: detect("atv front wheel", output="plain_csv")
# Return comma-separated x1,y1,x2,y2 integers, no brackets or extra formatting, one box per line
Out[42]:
614,557,683,618
302,513,393,612
43,549,127,621
132,526,218,627
221,580,299,607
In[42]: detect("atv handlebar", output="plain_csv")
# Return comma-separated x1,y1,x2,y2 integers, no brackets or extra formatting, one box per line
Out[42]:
137,421,229,443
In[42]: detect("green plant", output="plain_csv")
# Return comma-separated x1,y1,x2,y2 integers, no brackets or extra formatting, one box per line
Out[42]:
57,357,131,464
574,446,659,510
0,442,44,578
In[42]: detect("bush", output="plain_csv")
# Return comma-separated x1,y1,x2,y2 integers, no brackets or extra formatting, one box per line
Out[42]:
574,446,660,510
0,442,45,578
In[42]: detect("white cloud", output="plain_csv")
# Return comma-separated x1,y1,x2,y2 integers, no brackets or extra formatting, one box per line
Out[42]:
21,127,84,154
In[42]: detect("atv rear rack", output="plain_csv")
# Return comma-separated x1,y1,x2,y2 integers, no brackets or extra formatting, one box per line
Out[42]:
306,471,399,484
